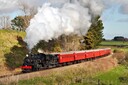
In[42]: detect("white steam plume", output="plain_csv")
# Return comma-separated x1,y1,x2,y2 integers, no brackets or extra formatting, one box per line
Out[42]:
25,0,104,50
25,0,128,50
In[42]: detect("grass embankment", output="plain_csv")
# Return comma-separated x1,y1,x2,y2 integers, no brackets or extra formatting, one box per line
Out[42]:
0,30,26,75
95,66,128,85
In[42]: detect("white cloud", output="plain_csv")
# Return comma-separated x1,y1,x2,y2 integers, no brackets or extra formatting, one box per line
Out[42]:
0,0,18,14
0,0,47,14
0,0,71,14
104,0,128,14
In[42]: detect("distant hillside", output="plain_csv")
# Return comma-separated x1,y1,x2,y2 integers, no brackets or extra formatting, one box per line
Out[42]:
0,30,27,75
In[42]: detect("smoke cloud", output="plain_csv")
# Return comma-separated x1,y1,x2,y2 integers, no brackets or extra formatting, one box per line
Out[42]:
25,0,128,50
25,0,104,50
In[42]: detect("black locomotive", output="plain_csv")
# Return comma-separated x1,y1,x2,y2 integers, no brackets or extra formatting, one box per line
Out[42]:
21,53,58,72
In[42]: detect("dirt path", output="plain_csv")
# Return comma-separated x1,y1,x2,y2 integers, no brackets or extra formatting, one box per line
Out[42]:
0,55,118,84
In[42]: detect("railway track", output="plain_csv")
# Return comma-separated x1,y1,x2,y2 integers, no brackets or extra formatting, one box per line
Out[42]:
0,72,22,79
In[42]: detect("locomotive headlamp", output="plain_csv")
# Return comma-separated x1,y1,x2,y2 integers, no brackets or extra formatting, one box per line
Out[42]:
26,54,29,57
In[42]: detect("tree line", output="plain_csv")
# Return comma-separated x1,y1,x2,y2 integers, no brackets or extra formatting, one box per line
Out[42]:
113,36,128,41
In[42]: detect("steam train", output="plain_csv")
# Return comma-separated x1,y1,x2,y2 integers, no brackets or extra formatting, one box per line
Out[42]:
21,48,111,72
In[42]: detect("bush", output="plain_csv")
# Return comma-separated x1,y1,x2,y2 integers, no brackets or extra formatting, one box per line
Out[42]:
125,52,128,62
5,46,28,69
112,49,125,64
5,36,28,69
119,71,128,84
121,52,128,67
113,49,124,53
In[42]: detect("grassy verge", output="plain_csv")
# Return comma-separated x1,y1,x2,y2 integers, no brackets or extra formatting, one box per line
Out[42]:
94,65,127,85
17,65,128,85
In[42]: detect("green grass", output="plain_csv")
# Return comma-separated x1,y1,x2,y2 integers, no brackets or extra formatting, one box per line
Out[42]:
100,41,128,46
94,66,127,85
18,66,94,85
18,76,56,85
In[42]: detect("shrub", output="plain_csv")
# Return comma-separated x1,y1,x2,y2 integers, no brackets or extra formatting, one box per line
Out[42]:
5,36,28,69
113,49,124,53
119,71,128,84
5,46,28,69
112,49,125,64
125,52,128,62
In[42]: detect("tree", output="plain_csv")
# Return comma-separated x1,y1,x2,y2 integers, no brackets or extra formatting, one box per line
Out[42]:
19,1,37,16
57,34,82,51
32,34,82,53
83,16,104,49
18,1,37,28
11,16,25,31
113,36,125,41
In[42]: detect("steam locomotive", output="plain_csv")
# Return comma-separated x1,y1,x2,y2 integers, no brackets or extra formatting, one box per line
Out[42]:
21,48,111,72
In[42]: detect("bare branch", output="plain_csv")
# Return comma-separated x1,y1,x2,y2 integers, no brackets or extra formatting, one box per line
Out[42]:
17,1,38,29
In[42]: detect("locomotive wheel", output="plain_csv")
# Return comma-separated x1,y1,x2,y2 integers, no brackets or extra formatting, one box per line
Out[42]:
33,63,42,71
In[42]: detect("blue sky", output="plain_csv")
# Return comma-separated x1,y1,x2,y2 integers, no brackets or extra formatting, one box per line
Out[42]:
102,5,128,39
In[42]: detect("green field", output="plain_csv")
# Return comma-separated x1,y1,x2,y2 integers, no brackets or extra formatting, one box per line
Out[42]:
99,41,128,52
100,41,128,46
